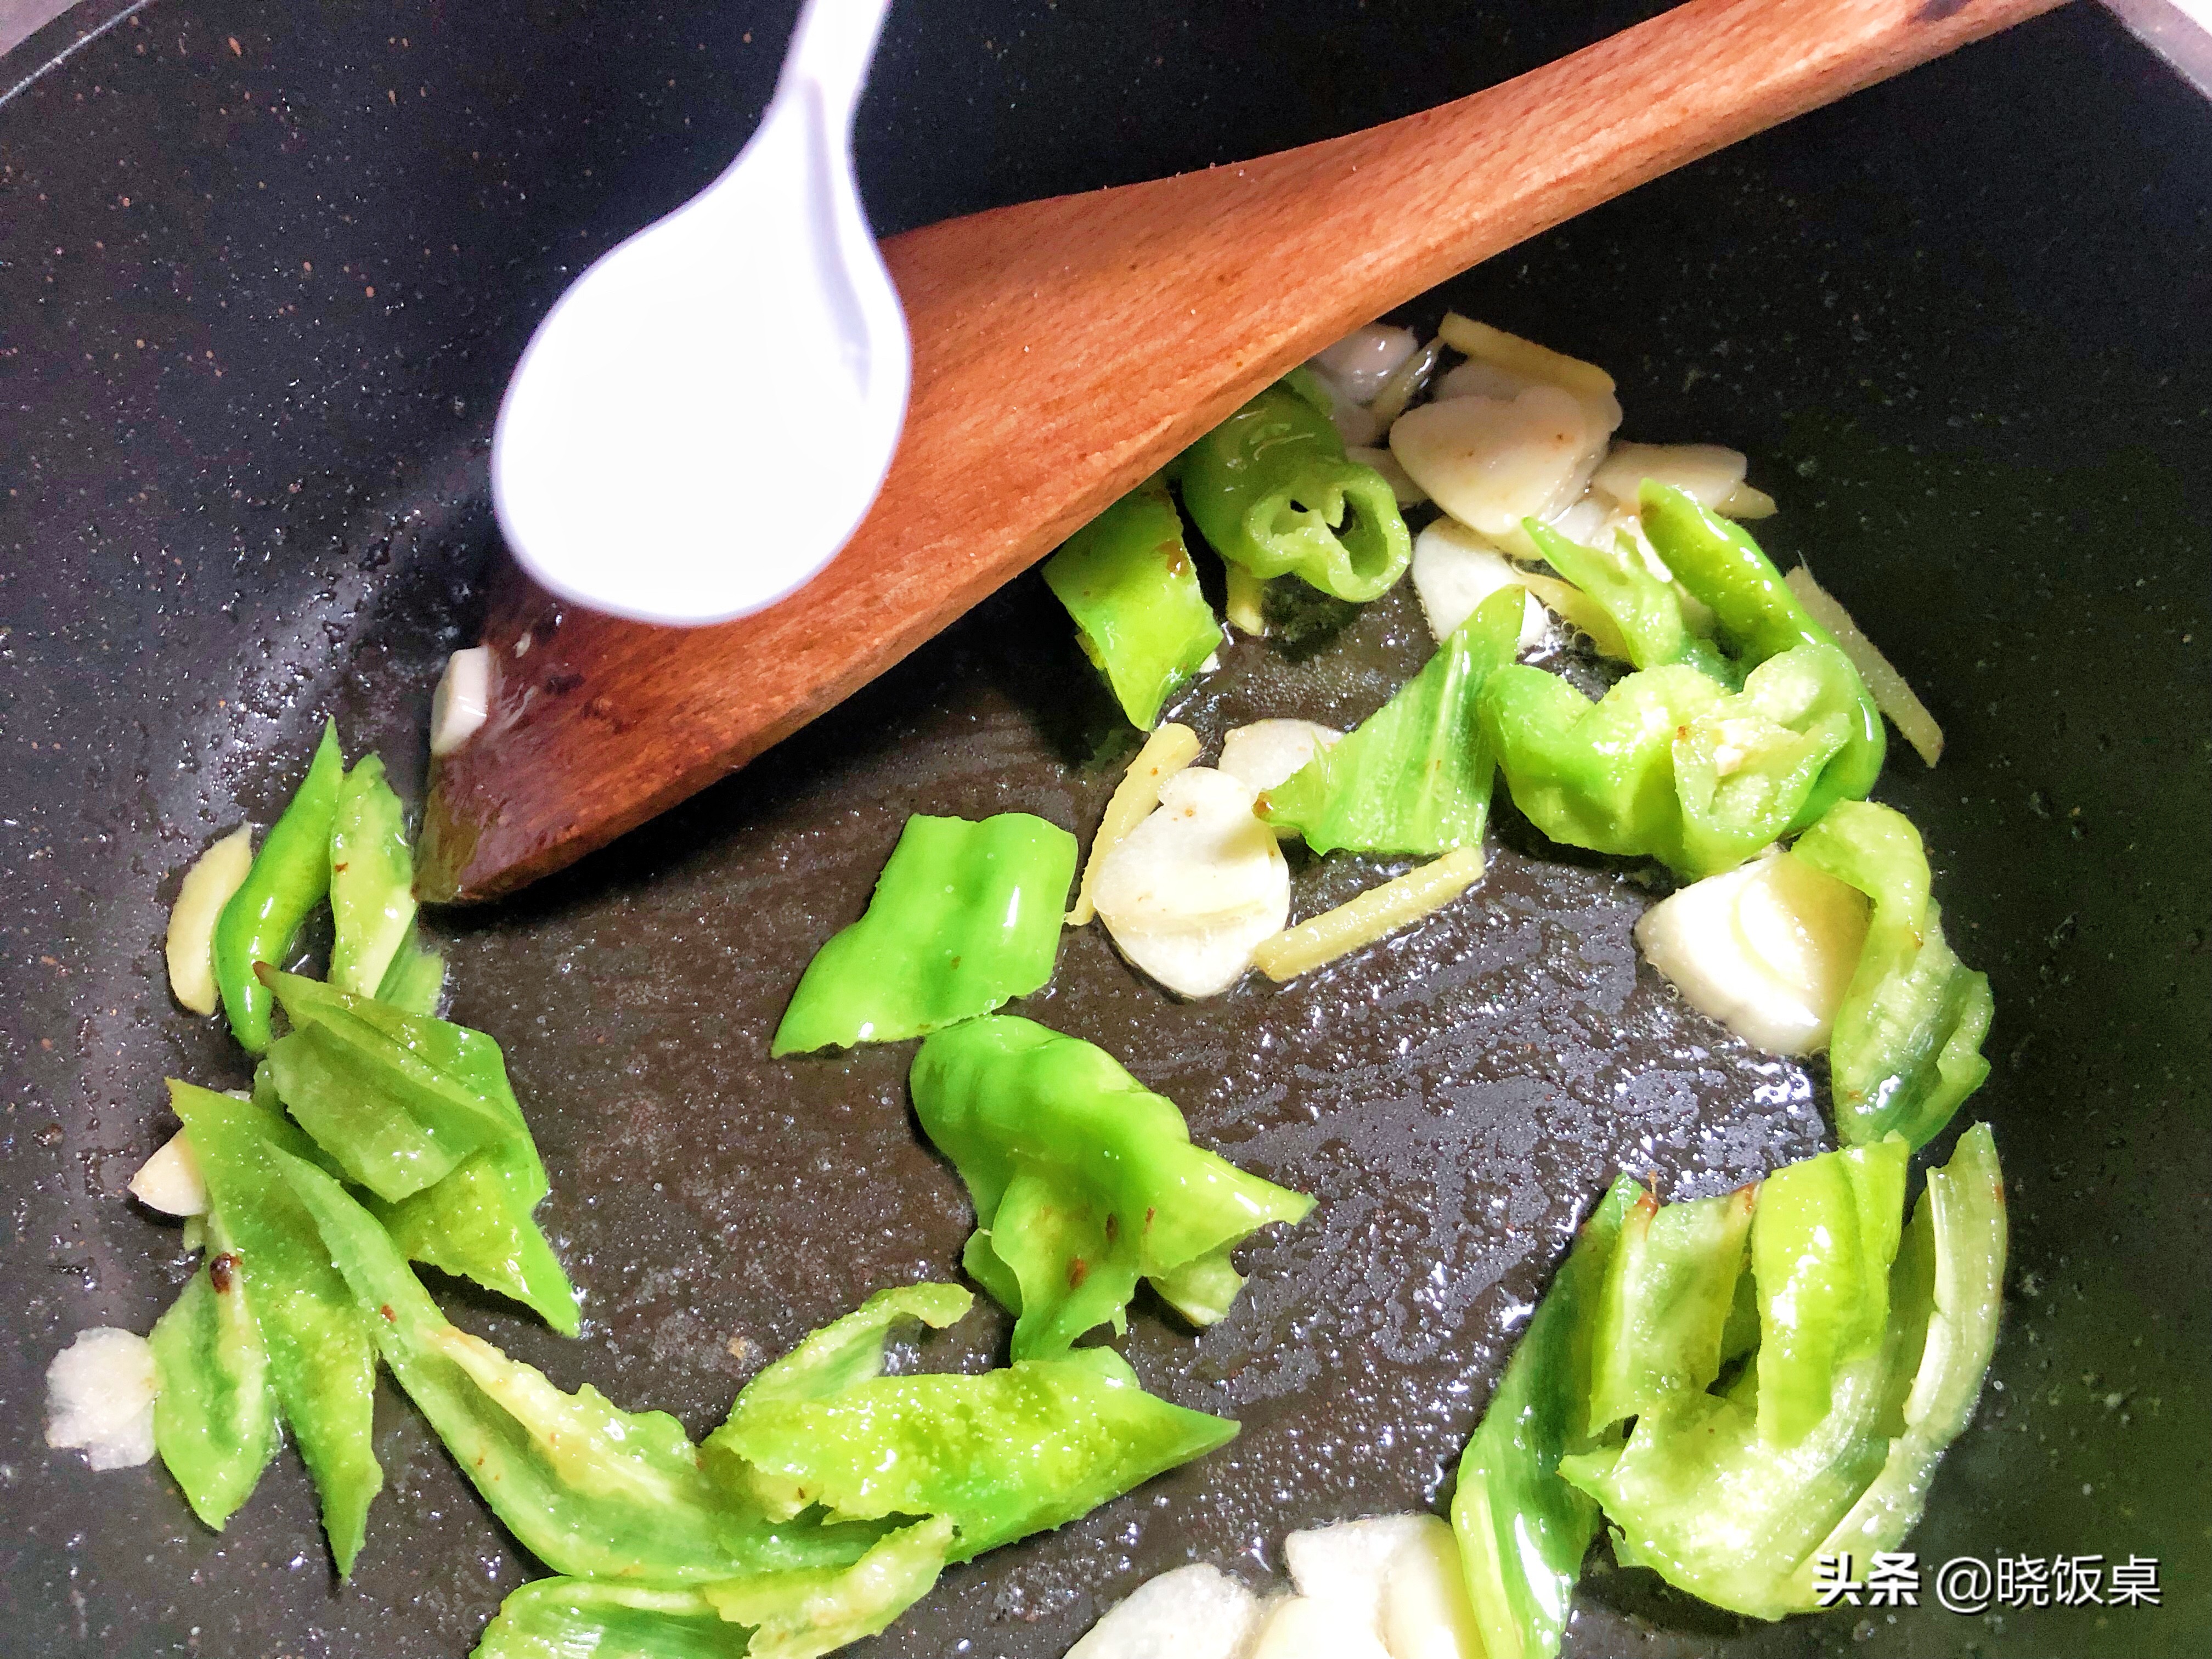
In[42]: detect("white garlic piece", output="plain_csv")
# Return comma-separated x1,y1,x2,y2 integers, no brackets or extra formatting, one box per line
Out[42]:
1091,768,1289,998
1635,850,1871,1054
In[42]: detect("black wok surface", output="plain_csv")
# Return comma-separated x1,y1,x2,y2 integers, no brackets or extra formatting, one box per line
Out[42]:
2,3,2206,1656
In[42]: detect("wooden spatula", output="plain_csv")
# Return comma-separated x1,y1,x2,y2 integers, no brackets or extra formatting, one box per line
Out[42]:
419,0,2057,902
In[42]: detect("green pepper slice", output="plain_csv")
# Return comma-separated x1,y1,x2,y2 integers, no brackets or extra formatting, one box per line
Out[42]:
909,1016,1312,1359
1557,1346,1896,1621
276,1150,881,1584
471,1582,744,1659
1793,1124,2007,1592
263,985,513,1200
149,1208,279,1531
1751,1136,1909,1447
709,1340,1237,1563
1043,477,1224,731
698,1515,955,1659
1520,518,1734,681
772,813,1077,1057
1640,483,1884,827
328,753,419,997
473,1517,956,1659
1260,585,1522,856
1482,644,1859,879
261,970,578,1331
1451,1175,1639,1659
1790,801,1994,1149
374,932,447,1015
212,720,345,1051
1177,383,1412,602
1585,1181,1756,1434
168,1080,382,1574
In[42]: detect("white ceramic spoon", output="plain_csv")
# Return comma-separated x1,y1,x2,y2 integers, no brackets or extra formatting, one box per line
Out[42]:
492,0,909,627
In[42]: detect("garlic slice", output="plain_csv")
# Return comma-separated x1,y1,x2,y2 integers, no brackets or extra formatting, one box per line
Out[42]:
1590,441,1749,511
1248,1596,1393,1659
1432,314,1623,437
1379,1520,1483,1659
1217,720,1342,796
1388,384,1608,540
1282,1514,1480,1659
128,1129,208,1217
1409,519,1548,647
1311,325,1420,404
1344,444,1428,506
430,645,493,757
165,824,254,1016
1635,850,1871,1054
1065,1564,1266,1659
1091,768,1289,998
1285,1515,1438,1633
45,1328,158,1471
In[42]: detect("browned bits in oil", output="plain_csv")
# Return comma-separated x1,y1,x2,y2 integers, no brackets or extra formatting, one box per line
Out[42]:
1104,1212,1120,1244
1067,1257,1089,1289
379,1303,396,1322
209,1252,239,1293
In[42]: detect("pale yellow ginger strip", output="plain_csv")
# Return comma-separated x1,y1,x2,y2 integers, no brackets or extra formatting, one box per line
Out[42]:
1437,314,1615,401
166,825,254,1015
1784,565,1945,767
1223,565,1268,637
1251,845,1487,983
1066,723,1203,927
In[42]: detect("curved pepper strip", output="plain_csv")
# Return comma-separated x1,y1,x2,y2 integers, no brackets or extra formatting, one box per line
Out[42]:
374,933,447,1015
328,753,418,997
1481,644,1859,879
1043,477,1224,731
264,969,578,1333
168,1080,382,1575
1177,382,1413,603
1790,802,1994,1150
1558,1138,1912,1621
697,1516,956,1659
276,1150,887,1584
909,1016,1313,1359
1640,483,1884,827
1751,1136,1909,1447
1451,1175,1639,1659
262,974,511,1200
732,1283,974,1414
1793,1123,2006,1595
472,1582,745,1659
149,1206,279,1531
212,720,345,1052
772,814,1078,1056
1585,1182,1755,1435
473,1517,956,1659
710,1336,1237,1563
1260,586,1522,856
1521,518,1733,681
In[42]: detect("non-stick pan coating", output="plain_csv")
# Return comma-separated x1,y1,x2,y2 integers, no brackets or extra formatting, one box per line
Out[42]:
1,3,2205,1655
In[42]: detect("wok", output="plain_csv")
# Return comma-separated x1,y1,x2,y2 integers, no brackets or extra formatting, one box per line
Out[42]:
1,3,2205,1656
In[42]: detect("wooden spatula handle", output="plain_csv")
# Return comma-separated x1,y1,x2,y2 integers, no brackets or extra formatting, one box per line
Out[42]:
420,0,2058,902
